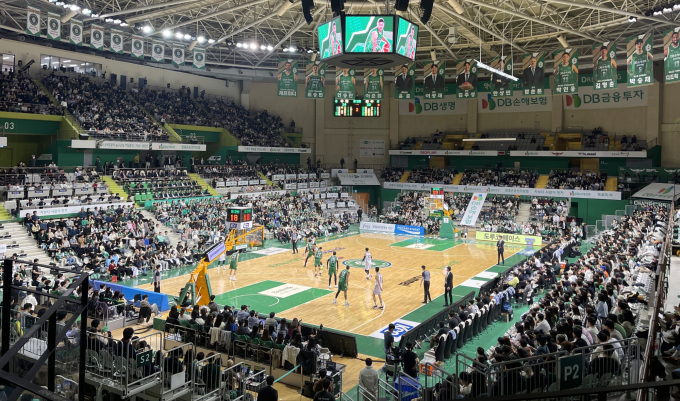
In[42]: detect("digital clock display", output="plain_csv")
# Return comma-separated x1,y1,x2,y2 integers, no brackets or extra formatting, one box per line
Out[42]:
432,188,443,196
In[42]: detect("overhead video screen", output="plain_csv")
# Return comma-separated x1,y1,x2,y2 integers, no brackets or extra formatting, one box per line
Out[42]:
318,17,343,60
395,17,418,61
344,16,394,53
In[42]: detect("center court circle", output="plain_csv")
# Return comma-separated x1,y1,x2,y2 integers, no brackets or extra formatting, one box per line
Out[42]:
342,259,392,269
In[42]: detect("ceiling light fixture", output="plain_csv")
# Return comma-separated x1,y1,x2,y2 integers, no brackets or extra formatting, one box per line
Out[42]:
142,25,152,33
105,18,114,23
175,32,183,39
236,43,243,47
113,19,122,24
90,13,99,17
267,45,273,51
249,43,257,49
208,39,215,44
197,36,205,43
183,33,191,40
475,59,519,81
70,4,81,11
82,8,91,15
163,30,172,37
628,16,638,22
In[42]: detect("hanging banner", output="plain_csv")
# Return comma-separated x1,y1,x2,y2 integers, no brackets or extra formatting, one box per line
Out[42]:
47,12,61,41
554,48,579,94
479,90,552,113
490,55,513,97
664,28,680,84
130,35,144,58
151,40,165,62
456,59,478,98
563,83,647,110
521,52,546,95
363,68,384,99
592,41,618,90
460,193,487,227
277,59,298,97
626,33,654,87
70,19,83,45
335,67,356,99
90,24,104,50
305,60,326,98
172,43,185,66
26,6,41,37
394,62,416,100
423,60,446,99
110,29,124,54
192,47,206,69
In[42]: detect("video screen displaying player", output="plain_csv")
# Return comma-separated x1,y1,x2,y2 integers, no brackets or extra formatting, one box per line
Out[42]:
318,17,343,60
395,17,418,60
344,16,394,53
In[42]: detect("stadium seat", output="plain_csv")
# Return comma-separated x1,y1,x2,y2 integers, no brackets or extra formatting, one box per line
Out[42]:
456,323,465,349
444,331,455,359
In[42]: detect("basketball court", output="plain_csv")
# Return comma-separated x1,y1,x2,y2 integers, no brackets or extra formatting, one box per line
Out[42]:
136,231,528,357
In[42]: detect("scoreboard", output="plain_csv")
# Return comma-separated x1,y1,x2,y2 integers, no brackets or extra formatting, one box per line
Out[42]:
334,99,381,117
431,187,444,199
227,207,253,229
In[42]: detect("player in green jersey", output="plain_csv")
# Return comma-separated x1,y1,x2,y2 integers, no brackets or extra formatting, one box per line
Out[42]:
627,38,653,77
327,251,338,289
556,52,578,89
334,265,350,306
365,68,383,98
314,246,324,277
665,31,680,76
306,63,325,97
303,239,316,267
364,18,390,52
336,68,355,98
229,251,239,281
594,44,617,88
278,61,297,95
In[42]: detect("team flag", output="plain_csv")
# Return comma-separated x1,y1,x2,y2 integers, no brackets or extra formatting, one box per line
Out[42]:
47,12,61,41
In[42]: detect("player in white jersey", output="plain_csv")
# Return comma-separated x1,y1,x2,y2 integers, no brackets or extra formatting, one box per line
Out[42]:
372,266,384,309
217,251,227,271
361,247,372,280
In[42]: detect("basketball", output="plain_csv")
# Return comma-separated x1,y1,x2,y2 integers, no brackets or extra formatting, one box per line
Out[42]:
460,82,474,91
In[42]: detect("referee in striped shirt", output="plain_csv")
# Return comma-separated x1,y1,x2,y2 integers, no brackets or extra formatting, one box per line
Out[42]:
420,265,432,304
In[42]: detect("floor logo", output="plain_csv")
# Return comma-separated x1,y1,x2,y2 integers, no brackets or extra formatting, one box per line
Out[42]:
369,319,419,340
342,259,392,269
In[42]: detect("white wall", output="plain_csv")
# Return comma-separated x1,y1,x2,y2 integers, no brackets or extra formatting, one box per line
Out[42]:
0,39,242,102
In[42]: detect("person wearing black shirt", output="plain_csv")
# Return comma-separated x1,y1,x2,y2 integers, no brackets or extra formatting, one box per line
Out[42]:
313,379,334,401
496,236,505,265
402,341,419,378
257,376,278,401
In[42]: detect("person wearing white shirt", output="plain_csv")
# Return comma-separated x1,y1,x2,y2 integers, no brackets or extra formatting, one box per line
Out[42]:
535,313,551,334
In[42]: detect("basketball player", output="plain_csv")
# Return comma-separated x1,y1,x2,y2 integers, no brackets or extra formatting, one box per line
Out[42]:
334,265,350,306
229,251,239,281
327,251,338,289
372,266,384,309
362,247,372,280
304,240,316,267
217,251,227,271
314,246,324,277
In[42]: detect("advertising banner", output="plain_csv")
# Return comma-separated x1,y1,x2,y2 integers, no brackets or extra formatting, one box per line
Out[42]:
305,61,326,98
398,93,467,116
337,173,381,186
24,202,134,218
99,141,150,150
478,90,552,113
394,62,416,99
509,150,646,157
563,83,647,110
237,146,311,153
626,33,654,87
460,193,486,227
592,41,618,90
632,183,678,201
150,143,206,151
359,140,385,157
359,221,424,236
475,231,543,247
389,150,497,156
277,59,298,97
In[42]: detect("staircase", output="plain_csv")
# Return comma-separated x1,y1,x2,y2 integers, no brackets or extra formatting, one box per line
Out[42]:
129,95,181,142
140,210,184,246
189,173,219,196
0,203,12,221
452,173,464,185
605,177,618,191
102,176,129,199
0,222,50,262
399,171,410,182
515,203,532,225
257,172,273,186
535,175,549,188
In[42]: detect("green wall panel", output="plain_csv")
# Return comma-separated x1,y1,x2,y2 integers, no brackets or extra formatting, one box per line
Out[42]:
0,113,61,135
0,135,55,167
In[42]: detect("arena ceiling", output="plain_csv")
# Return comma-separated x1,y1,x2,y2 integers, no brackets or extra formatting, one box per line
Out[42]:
1,0,680,71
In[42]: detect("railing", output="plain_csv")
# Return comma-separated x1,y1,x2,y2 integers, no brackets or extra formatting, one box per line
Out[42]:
556,126,584,133
178,134,206,144
0,101,64,116
75,130,170,142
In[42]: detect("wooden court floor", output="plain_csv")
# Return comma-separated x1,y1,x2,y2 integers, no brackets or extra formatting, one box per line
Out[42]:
137,233,517,337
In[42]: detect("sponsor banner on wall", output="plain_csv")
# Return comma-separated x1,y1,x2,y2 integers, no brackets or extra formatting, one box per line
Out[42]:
70,19,83,45
360,140,385,157
47,12,61,40
272,175,285,181
230,190,286,199
320,173,330,179
632,183,679,201
360,221,424,236
337,173,380,186
237,146,311,153
389,150,497,156
509,150,646,158
460,193,486,226
151,143,206,151
478,90,552,113
71,140,96,149
382,182,622,200
476,231,543,247
398,95,468,116
331,169,349,177
99,141,150,150
563,83,647,110
285,174,297,179
23,202,134,218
